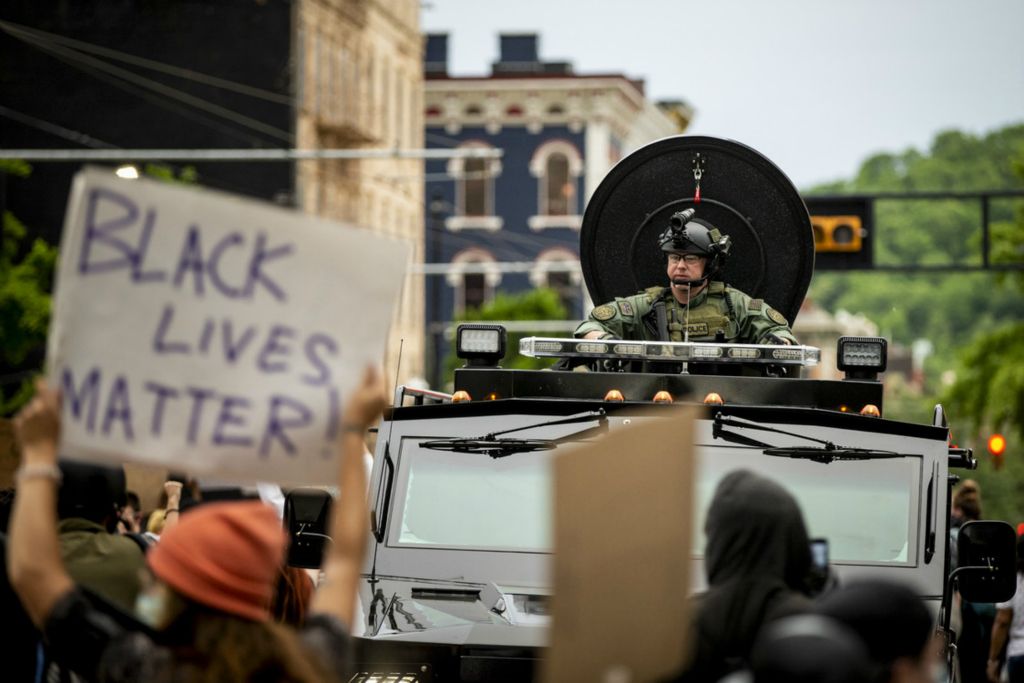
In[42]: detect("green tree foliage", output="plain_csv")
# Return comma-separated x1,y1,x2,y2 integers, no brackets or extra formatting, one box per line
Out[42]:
0,162,197,415
807,125,1024,407
941,175,1024,524
142,163,198,185
443,288,568,386
1,165,57,414
807,124,1024,522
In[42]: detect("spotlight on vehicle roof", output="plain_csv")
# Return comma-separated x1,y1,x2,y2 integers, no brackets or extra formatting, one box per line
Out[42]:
456,324,507,368
837,336,887,381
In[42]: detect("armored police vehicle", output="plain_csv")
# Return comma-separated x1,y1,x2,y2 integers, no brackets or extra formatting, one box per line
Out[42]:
348,137,1016,682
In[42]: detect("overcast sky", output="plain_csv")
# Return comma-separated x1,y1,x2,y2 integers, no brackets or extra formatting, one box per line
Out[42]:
421,0,1024,190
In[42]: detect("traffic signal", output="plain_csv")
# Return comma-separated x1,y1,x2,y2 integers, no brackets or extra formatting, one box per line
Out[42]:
812,215,863,252
988,433,1006,469
803,196,874,270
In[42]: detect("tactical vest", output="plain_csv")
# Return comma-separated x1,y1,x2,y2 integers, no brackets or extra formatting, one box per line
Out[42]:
646,282,737,342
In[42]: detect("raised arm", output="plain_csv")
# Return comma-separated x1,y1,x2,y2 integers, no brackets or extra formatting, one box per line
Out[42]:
7,380,75,628
309,366,387,626
162,480,183,532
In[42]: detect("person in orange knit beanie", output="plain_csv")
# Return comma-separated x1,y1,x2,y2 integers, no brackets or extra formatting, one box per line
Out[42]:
8,368,387,683
146,501,287,622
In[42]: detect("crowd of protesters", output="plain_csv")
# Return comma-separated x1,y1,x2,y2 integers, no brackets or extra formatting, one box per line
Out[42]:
3,369,385,682
1,375,1020,682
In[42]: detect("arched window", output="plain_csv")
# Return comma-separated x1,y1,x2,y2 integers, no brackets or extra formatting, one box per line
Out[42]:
529,247,582,315
463,157,487,217
545,153,571,216
447,248,501,314
446,142,503,231
528,140,584,230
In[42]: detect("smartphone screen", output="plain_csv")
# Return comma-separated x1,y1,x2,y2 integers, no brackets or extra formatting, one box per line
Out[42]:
810,538,829,570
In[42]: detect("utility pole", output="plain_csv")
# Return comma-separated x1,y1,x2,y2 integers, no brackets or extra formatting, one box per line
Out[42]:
428,191,446,389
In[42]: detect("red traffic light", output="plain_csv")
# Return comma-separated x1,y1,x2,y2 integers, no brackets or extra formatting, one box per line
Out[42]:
988,434,1007,457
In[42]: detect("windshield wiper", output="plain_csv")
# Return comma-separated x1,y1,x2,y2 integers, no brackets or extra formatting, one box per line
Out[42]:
713,413,914,464
420,410,608,459
760,445,911,464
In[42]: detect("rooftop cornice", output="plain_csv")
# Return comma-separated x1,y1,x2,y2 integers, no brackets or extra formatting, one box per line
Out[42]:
425,75,647,108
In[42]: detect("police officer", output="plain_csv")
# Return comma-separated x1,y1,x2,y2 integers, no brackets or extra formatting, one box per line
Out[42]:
575,209,797,344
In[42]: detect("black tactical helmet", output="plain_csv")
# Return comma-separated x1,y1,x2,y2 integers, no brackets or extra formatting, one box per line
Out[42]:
657,208,733,277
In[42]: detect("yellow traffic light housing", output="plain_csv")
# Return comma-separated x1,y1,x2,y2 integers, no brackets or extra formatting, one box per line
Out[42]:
803,196,873,270
811,215,864,253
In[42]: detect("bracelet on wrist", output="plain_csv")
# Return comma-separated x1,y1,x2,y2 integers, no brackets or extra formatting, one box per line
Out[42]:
15,463,63,485
165,508,179,514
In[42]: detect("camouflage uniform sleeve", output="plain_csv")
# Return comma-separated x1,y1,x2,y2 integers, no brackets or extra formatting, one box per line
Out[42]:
574,297,643,339
727,289,799,344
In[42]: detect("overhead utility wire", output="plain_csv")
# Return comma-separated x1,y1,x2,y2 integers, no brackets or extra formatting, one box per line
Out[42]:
42,53,271,146
0,104,118,149
412,261,581,275
0,20,293,106
423,222,582,262
0,148,503,161
3,24,294,143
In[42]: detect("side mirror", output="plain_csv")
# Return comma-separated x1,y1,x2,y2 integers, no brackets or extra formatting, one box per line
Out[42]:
283,488,333,569
956,520,1017,603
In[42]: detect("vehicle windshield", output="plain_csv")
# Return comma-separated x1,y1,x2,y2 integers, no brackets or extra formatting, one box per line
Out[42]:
390,436,921,564
393,438,554,551
694,446,920,565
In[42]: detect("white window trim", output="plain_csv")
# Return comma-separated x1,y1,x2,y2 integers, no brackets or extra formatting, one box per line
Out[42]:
529,139,584,228
528,248,583,289
447,141,502,226
446,215,504,232
527,215,582,231
446,248,502,315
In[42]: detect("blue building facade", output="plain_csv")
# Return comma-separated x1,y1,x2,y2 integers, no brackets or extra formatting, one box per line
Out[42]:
423,34,691,386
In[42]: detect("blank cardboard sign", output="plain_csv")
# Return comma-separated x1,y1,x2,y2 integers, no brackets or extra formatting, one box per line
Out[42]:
544,408,698,683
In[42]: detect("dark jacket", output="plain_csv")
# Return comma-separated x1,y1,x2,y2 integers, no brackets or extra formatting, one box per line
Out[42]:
680,469,813,681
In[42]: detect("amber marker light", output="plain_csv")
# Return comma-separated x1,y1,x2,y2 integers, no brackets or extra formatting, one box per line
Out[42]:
604,389,625,402
703,392,724,405
838,405,849,412
486,392,500,401
452,390,472,403
653,390,674,403
860,404,881,417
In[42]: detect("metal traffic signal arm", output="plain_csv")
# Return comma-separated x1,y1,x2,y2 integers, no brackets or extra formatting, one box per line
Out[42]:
804,190,1024,272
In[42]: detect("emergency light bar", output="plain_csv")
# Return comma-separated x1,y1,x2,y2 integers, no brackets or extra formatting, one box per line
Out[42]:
519,337,821,366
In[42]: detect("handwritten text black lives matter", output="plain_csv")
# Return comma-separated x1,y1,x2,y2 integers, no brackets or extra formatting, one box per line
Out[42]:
61,187,342,459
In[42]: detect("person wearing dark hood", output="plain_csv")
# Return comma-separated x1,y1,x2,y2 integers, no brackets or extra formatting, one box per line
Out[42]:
676,469,814,681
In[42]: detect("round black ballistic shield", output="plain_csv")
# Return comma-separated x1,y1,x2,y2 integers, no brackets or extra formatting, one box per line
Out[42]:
580,135,815,325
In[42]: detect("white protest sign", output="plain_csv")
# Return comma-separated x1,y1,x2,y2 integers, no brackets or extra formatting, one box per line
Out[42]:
47,167,410,485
